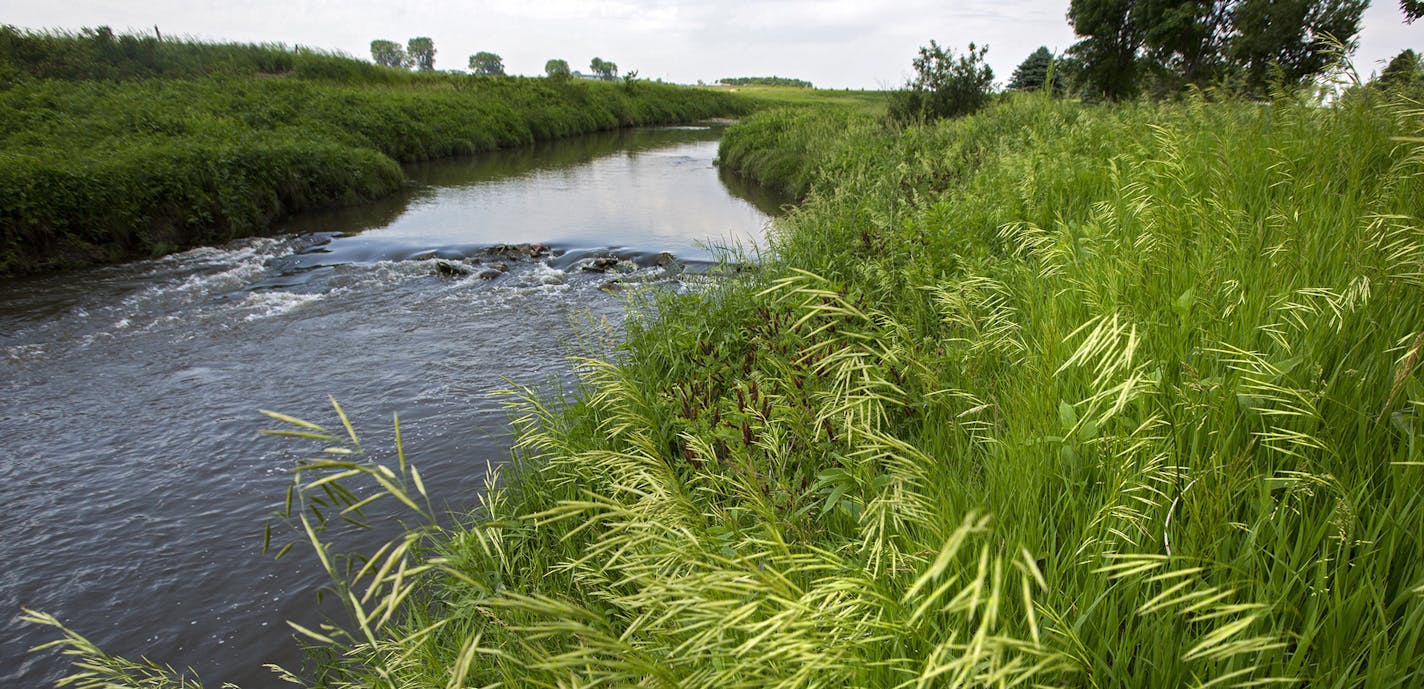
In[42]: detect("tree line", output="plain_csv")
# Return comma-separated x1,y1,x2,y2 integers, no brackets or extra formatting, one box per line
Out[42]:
718,77,814,88
891,0,1422,122
369,37,622,80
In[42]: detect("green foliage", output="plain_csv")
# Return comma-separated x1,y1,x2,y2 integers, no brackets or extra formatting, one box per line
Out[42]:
406,37,435,72
1407,0,1424,22
369,39,406,68
888,40,994,123
1067,0,1145,100
544,58,570,78
1377,49,1423,92
719,76,814,88
1229,0,1367,93
0,24,400,83
468,51,505,76
589,56,618,81
1067,0,1368,99
1008,46,1061,94
0,37,750,276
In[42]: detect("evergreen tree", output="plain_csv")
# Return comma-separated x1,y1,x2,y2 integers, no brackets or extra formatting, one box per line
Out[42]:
1008,46,1061,93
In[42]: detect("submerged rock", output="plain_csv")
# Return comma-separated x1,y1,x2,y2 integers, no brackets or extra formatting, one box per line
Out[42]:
433,260,474,277
485,243,552,260
653,252,684,275
579,257,621,273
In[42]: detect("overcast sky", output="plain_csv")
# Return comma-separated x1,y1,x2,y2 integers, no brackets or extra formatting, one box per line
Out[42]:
6,1,1421,88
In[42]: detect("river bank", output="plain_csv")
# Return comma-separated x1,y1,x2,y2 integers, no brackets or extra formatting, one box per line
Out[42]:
191,90,1424,687
0,30,749,277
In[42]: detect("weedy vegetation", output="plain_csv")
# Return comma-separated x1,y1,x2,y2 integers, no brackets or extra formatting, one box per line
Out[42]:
23,45,1424,689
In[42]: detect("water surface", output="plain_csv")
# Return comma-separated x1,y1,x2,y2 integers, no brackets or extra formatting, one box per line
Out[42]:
0,125,778,688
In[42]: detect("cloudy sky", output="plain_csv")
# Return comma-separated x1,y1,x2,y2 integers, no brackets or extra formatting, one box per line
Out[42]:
6,1,1421,88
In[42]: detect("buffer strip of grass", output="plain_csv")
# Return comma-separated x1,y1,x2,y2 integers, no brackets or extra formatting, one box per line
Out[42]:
28,90,1424,687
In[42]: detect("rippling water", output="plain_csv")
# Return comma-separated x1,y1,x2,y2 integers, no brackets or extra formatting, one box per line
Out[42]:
0,125,779,688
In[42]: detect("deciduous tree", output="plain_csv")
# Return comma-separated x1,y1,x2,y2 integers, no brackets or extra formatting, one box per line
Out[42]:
370,39,407,68
1229,0,1366,93
1067,0,1146,100
889,41,994,122
590,57,618,80
469,51,505,76
407,37,436,72
545,59,571,78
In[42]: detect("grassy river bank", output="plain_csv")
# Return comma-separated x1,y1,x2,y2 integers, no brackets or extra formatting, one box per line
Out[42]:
0,29,748,277
27,81,1424,688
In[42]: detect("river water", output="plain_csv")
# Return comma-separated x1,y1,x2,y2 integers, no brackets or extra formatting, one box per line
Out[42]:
0,125,780,688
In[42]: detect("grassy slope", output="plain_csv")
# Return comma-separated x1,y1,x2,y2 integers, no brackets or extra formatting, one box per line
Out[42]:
282,91,1424,688
0,30,748,276
709,83,889,116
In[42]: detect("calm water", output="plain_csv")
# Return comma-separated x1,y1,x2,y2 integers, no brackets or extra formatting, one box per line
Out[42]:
0,125,780,688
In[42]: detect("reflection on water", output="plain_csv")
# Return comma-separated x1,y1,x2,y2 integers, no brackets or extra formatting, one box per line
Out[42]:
0,124,788,689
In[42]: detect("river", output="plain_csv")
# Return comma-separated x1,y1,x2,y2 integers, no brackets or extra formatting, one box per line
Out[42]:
0,125,781,688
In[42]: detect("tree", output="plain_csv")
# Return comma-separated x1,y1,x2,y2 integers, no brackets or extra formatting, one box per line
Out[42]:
370,39,407,68
889,41,994,122
469,51,505,76
407,37,436,72
1377,48,1422,89
1067,0,1147,100
1138,0,1234,88
590,57,618,80
1229,0,1366,93
545,58,571,78
1404,0,1423,22
1008,46,1062,93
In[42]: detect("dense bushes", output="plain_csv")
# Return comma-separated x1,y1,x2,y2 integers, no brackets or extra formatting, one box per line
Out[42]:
0,32,748,275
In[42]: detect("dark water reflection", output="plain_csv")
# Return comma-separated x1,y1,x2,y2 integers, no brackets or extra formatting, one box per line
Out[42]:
0,125,785,689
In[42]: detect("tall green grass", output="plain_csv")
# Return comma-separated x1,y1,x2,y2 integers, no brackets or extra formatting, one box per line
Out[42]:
0,30,749,276
27,86,1424,687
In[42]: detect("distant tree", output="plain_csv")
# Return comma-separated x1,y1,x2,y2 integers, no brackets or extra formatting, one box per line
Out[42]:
889,41,994,122
469,51,505,76
1229,0,1366,93
1067,0,1146,100
1008,47,1062,93
407,37,436,71
590,57,618,80
1377,48,1422,89
370,39,407,68
719,76,814,88
545,58,571,78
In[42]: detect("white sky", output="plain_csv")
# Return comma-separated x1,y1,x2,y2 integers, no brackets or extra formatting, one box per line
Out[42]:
5,1,1421,88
